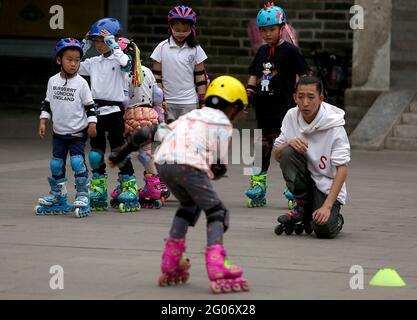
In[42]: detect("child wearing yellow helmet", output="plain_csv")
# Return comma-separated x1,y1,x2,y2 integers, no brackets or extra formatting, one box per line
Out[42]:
107,75,250,294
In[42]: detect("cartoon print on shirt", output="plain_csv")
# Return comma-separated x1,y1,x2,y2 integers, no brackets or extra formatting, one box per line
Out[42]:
260,62,273,92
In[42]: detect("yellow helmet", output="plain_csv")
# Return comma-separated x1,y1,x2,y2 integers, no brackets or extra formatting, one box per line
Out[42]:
205,75,248,108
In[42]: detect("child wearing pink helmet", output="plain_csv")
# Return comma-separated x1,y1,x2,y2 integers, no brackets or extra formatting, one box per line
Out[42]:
150,5,208,123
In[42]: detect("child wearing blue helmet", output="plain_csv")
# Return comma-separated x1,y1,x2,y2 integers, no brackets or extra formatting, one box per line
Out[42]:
36,38,97,218
79,18,140,213
244,2,311,209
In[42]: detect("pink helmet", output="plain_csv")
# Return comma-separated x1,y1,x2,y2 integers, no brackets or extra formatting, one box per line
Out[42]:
117,37,130,52
168,5,197,25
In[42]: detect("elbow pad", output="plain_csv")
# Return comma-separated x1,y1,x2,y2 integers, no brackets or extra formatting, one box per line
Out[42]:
40,100,51,114
84,103,97,118
121,55,133,73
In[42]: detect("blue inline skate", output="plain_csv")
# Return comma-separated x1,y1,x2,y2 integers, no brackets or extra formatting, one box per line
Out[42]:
283,186,296,210
35,177,73,215
90,173,108,211
118,174,140,213
74,177,91,218
245,173,267,208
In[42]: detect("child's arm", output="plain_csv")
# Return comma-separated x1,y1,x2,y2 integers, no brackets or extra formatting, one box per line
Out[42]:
81,81,97,138
38,118,48,140
152,61,163,90
246,75,257,111
85,103,97,138
39,99,52,140
194,63,207,107
101,30,130,68
108,126,158,168
312,164,348,225
151,61,167,115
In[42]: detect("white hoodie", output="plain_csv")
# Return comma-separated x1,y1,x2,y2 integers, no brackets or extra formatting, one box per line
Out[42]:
154,107,233,179
275,102,351,204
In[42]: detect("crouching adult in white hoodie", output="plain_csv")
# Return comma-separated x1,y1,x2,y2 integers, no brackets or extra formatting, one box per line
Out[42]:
273,75,350,239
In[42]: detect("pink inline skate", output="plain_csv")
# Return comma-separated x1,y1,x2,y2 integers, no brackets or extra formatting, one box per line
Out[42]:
205,244,250,294
139,173,164,209
158,237,191,287
159,178,171,200
110,175,122,209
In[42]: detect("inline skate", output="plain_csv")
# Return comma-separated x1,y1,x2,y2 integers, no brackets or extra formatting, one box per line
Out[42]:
205,244,249,294
283,186,296,210
275,199,313,235
118,174,140,213
35,177,73,215
139,172,164,209
110,175,122,209
158,237,191,286
159,179,171,200
73,177,91,218
90,173,108,211
245,173,267,208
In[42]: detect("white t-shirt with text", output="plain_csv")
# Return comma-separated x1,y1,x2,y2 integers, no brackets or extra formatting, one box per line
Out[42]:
41,73,96,135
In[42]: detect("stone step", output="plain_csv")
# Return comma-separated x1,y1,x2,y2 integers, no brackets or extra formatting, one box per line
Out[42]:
394,124,417,139
386,137,417,151
402,113,417,125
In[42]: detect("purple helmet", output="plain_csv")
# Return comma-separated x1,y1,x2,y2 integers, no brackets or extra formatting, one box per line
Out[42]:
54,38,83,58
168,5,197,25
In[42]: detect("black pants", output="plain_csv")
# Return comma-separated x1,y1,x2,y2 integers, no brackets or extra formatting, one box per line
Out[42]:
258,129,280,173
279,146,343,239
90,112,134,176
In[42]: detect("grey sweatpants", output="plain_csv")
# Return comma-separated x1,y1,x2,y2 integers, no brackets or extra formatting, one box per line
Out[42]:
166,103,199,123
279,146,343,239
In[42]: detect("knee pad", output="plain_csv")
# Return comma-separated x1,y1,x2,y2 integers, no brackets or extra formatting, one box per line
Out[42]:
175,205,202,227
70,155,87,176
50,158,65,177
206,203,230,233
89,150,104,170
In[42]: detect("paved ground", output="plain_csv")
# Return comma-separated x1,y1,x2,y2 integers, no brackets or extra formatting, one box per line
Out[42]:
1,110,417,300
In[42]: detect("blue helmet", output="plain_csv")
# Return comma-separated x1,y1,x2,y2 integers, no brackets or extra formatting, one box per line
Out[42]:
54,38,83,58
256,2,286,27
88,17,122,38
